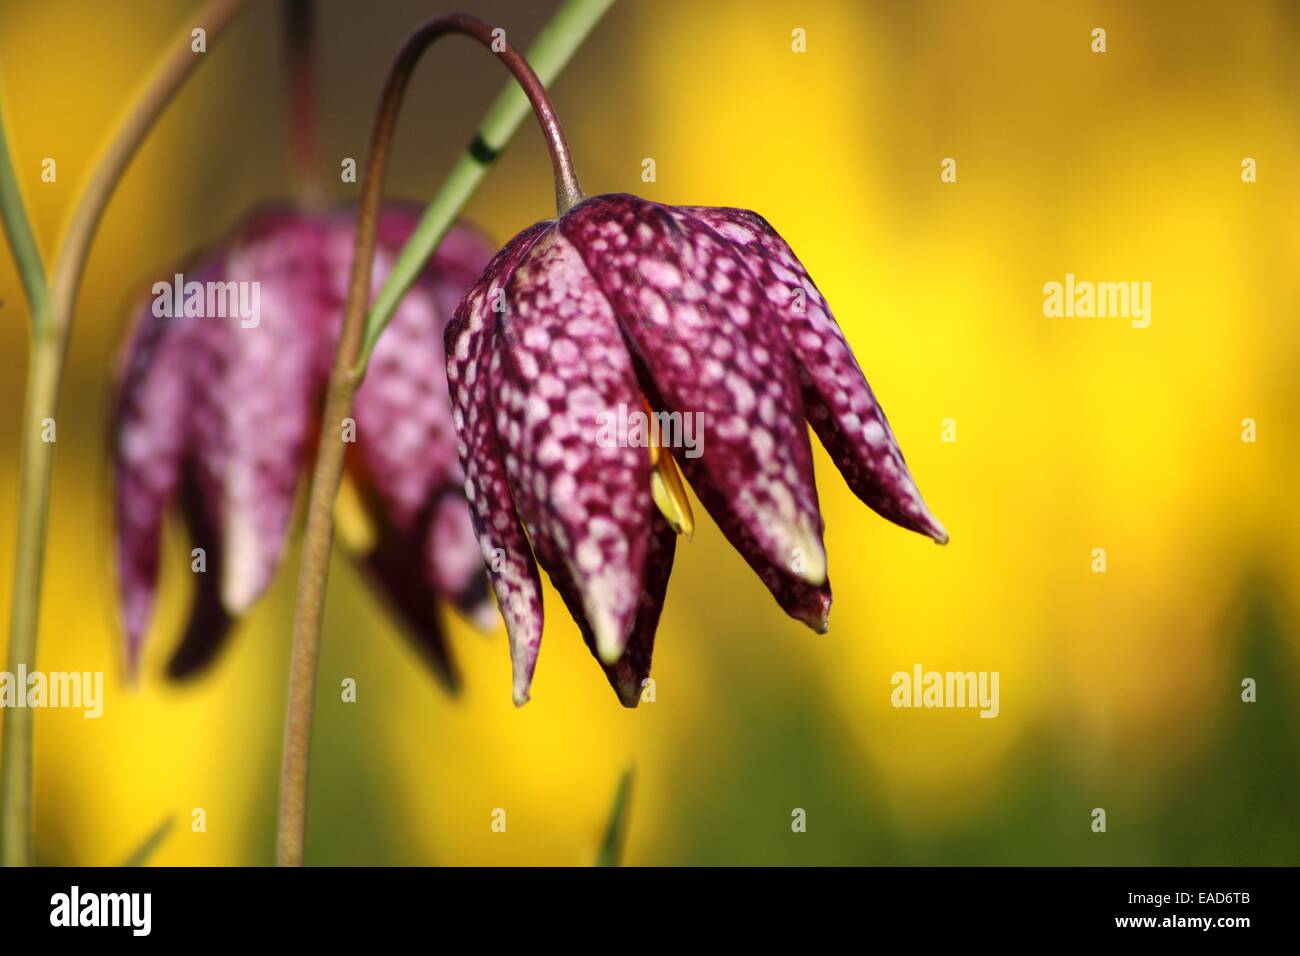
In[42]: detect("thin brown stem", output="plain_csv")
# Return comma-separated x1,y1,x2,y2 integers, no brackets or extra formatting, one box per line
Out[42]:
277,12,585,866
284,0,321,205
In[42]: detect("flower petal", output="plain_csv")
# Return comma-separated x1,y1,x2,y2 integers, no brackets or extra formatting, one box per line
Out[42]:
445,222,552,705
187,212,340,615
683,206,948,544
350,216,496,635
117,205,500,683
598,512,676,706
421,490,496,627
358,527,461,694
113,293,197,675
541,511,676,707
349,289,453,529
165,465,236,680
676,451,832,633
561,194,828,586
490,229,655,664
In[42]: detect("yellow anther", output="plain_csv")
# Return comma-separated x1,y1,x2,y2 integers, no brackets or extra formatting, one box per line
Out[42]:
644,399,694,539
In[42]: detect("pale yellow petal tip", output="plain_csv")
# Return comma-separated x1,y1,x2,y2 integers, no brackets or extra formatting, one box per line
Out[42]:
219,511,271,614
219,562,259,617
769,513,828,586
511,653,533,707
917,504,949,545
796,562,827,587
504,614,538,705
927,518,950,546
583,593,630,665
595,627,627,666
792,538,828,586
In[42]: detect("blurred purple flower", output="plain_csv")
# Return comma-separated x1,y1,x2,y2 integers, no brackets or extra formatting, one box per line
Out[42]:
113,204,496,689
446,193,947,708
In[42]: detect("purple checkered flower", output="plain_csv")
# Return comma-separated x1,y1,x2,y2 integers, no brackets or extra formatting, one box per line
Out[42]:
446,193,947,707
113,204,496,688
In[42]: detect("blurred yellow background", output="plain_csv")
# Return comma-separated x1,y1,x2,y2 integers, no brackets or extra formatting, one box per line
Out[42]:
0,0,1297,865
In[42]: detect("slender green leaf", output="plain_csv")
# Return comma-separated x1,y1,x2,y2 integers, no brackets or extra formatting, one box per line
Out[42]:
120,815,175,867
0,71,48,323
595,765,634,867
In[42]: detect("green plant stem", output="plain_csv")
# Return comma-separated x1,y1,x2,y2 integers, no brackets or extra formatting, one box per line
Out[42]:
356,0,613,368
0,0,253,868
0,86,46,321
277,2,611,866
0,340,57,867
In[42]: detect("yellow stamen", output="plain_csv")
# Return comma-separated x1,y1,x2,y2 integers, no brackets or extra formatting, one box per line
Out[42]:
645,399,694,540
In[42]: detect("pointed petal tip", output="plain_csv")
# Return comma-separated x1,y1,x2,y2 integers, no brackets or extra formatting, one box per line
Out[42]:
508,621,539,707
467,598,502,634
219,583,255,617
121,624,143,685
122,652,142,690
410,651,464,699
919,510,950,545
502,604,542,707
758,570,832,633
433,667,464,699
218,530,266,616
798,594,831,633
616,683,642,709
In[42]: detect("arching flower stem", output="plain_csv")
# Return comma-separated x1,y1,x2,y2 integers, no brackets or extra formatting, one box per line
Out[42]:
277,4,610,867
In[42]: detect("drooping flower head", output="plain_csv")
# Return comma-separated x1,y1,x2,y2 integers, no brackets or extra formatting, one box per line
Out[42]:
113,203,496,686
446,193,947,707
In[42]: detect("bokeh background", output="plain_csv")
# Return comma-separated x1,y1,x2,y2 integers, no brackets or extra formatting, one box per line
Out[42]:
0,0,1297,865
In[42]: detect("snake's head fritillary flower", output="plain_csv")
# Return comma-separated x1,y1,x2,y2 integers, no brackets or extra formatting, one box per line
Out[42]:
113,204,496,687
446,193,947,708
